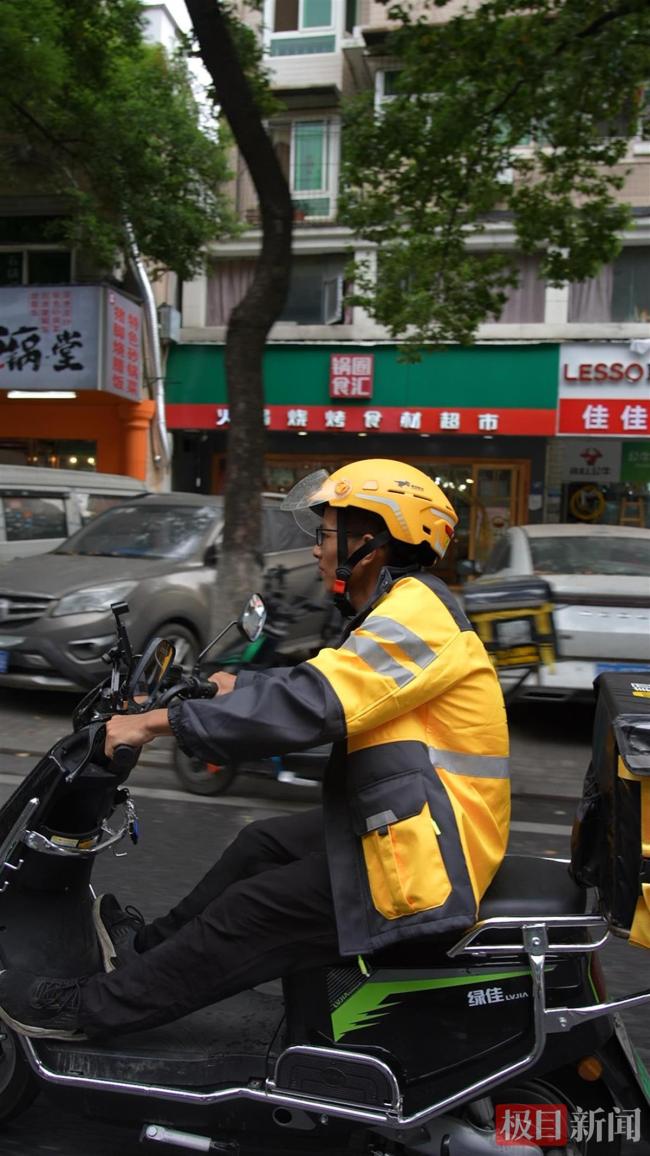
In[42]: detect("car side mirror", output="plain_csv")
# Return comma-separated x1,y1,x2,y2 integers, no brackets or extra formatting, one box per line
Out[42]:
203,543,218,566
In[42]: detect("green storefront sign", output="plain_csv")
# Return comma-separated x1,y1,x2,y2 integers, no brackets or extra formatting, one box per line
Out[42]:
622,441,650,483
166,343,558,410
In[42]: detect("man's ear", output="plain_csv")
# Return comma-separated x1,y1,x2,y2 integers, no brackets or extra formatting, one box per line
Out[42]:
359,535,385,568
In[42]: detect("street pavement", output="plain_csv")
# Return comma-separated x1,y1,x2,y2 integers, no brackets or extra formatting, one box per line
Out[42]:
0,690,649,1153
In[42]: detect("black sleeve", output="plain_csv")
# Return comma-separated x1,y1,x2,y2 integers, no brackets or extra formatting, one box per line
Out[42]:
168,662,346,764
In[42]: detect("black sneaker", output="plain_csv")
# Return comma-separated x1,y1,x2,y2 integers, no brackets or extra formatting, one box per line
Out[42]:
0,969,87,1040
93,894,145,972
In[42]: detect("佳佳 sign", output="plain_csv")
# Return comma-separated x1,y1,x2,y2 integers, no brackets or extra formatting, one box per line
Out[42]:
558,343,650,435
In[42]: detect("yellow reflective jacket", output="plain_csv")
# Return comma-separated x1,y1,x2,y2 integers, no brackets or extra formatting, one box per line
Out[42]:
308,570,510,953
169,568,509,956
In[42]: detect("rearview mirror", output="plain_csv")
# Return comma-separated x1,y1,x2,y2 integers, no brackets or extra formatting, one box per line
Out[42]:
195,593,268,669
238,593,266,642
128,638,175,698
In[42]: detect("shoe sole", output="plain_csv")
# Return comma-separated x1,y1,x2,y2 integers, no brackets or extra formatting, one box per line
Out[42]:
92,895,117,974
0,1003,87,1042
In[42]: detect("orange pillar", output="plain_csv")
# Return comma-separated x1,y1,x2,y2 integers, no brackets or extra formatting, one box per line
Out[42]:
118,400,156,481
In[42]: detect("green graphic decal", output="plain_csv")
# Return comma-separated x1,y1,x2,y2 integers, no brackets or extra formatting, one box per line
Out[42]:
331,969,531,1042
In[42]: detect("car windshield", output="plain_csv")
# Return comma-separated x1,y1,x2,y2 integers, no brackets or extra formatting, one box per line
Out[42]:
55,504,219,560
529,535,650,577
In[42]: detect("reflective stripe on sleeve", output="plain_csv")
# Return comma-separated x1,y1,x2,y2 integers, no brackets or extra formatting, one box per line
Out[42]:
365,615,437,670
340,633,415,687
428,748,509,779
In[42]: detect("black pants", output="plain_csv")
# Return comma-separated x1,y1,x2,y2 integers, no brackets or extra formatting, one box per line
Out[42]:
81,808,340,1036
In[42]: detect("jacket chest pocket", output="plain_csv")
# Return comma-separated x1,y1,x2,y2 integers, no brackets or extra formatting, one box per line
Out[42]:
353,775,452,920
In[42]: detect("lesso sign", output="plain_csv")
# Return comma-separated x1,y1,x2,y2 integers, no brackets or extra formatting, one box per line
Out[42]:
563,362,649,383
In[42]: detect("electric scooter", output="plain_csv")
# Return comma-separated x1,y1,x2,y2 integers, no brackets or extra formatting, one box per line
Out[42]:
1,596,650,1155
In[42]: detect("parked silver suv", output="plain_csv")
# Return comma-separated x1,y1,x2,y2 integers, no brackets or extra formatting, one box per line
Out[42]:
0,493,327,691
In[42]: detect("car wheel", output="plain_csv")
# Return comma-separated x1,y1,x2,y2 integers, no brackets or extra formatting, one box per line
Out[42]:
0,1027,39,1125
153,623,199,674
173,749,239,796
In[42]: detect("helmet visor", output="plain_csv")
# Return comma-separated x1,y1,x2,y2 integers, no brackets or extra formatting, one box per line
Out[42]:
280,469,332,537
280,470,331,511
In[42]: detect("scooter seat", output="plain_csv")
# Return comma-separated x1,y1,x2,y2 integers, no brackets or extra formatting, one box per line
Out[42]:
477,854,586,919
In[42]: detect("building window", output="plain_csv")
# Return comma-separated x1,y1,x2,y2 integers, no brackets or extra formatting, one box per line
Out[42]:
568,247,650,323
206,259,257,325
270,0,335,54
492,255,546,323
270,118,338,218
207,254,346,326
273,0,332,31
374,68,402,113
279,255,346,324
0,249,72,286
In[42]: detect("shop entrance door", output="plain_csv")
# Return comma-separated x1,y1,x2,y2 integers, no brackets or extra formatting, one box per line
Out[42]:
470,464,526,568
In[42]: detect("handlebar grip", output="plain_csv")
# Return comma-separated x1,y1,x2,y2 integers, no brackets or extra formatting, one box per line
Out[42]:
110,743,141,773
198,679,218,698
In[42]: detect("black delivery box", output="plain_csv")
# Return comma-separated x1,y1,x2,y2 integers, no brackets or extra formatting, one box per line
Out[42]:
571,672,650,944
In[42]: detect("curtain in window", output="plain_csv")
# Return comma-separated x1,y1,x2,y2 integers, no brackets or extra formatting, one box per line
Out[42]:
206,260,257,325
495,255,545,322
612,248,650,322
568,265,614,322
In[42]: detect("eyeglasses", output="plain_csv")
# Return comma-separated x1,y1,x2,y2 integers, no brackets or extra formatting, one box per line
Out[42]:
315,527,360,546
314,527,338,547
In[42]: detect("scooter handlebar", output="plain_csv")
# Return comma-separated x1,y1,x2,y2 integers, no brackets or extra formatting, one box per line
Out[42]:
110,743,142,773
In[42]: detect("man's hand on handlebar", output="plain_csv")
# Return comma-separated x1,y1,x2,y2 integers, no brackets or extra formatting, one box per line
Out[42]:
105,710,171,760
208,671,236,695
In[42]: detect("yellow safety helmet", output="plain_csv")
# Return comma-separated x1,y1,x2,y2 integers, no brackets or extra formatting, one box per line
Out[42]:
282,459,458,561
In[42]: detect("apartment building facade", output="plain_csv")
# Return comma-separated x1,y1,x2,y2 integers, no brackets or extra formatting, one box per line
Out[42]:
168,0,650,584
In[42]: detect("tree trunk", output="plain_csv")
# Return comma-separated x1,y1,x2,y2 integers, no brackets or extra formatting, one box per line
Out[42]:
185,0,293,625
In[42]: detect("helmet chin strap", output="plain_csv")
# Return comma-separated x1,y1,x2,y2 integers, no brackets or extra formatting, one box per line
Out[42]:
332,510,390,617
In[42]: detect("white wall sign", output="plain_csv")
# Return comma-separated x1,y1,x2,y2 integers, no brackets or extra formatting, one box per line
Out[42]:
559,343,650,400
558,343,650,436
0,285,142,400
560,439,622,482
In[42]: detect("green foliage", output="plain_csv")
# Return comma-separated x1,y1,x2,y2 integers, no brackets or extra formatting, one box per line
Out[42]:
341,0,650,349
0,0,236,277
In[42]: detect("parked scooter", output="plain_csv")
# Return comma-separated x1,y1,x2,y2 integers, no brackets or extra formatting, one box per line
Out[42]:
1,596,650,1154
173,590,334,796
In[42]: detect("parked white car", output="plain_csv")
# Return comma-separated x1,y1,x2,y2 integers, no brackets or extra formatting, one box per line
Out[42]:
464,523,650,702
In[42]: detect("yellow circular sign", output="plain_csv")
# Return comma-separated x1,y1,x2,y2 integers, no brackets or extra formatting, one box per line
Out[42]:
569,484,605,522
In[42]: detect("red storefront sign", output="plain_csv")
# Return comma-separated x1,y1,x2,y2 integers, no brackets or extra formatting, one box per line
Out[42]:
558,398,649,436
166,404,555,435
329,353,374,399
